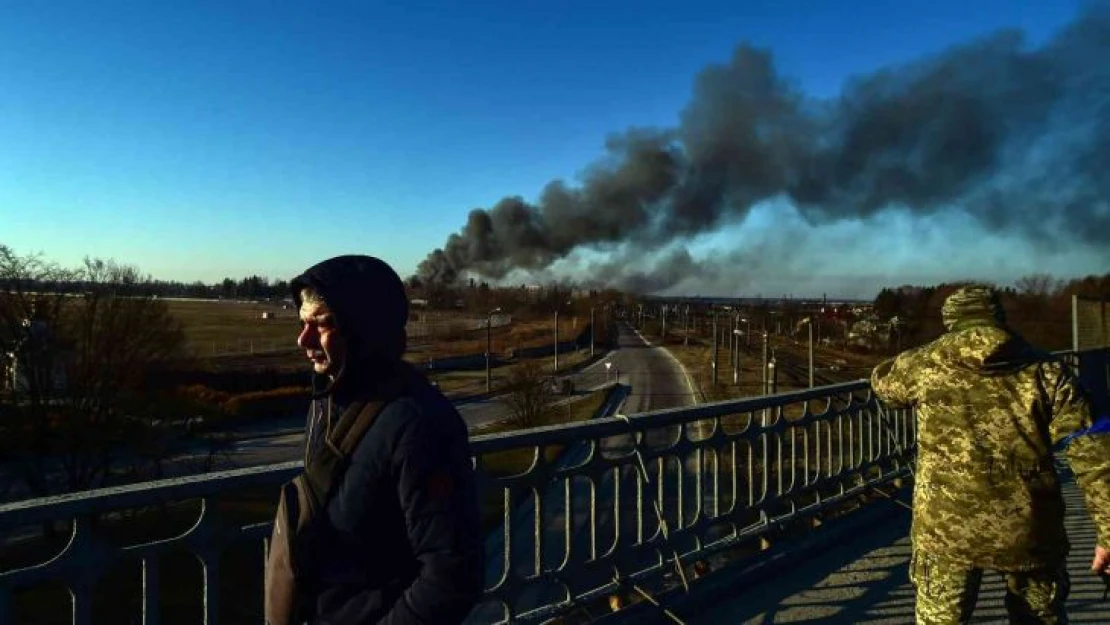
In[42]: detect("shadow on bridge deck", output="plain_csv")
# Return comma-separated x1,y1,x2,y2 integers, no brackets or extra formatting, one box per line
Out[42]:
603,470,1108,624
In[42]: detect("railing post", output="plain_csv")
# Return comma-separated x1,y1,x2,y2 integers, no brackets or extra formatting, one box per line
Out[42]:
143,557,161,625
71,583,93,625
202,558,220,625
0,587,10,625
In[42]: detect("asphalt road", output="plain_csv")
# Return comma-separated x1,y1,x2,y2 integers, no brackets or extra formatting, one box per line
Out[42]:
469,321,700,623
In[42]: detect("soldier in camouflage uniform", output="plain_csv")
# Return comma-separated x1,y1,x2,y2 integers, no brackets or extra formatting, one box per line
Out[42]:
871,284,1110,624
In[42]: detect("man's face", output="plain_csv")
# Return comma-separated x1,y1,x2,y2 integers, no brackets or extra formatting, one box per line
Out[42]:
297,291,347,378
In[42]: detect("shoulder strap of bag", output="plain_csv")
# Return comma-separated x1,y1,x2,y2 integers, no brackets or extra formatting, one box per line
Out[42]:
301,367,414,510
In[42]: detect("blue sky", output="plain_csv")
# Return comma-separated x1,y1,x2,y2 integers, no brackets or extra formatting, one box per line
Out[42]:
0,0,1099,298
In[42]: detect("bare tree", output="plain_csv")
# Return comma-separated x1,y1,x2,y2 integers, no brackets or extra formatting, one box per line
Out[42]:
1015,273,1060,299
503,358,556,430
0,247,215,500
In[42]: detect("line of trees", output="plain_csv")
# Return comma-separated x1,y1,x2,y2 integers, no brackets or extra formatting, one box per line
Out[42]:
0,269,292,302
870,273,1110,352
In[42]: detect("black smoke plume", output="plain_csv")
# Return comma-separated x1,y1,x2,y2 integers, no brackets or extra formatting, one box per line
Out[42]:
417,8,1110,291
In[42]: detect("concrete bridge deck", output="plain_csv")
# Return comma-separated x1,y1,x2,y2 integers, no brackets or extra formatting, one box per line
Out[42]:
603,470,1109,624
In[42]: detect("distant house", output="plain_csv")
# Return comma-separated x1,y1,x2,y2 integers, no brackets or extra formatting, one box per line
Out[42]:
410,298,429,307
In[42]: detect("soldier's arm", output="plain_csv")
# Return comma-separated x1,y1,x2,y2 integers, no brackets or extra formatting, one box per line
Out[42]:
870,351,920,408
1050,369,1110,549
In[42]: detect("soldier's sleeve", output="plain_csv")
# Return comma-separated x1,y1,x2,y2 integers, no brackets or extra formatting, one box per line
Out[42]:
1049,368,1110,548
870,350,920,408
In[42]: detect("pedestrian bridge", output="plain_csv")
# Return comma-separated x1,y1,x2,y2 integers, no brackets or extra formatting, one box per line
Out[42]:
1,349,1106,624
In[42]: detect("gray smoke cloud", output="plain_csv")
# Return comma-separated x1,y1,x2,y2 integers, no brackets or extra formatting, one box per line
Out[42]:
417,8,1110,290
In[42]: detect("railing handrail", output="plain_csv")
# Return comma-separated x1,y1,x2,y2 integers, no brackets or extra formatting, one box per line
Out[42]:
0,379,873,525
470,379,870,451
0,462,301,530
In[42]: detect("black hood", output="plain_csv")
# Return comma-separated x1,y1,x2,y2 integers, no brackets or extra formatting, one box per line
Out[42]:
290,255,409,400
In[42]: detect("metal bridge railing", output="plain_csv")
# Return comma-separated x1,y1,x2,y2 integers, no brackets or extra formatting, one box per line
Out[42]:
0,382,912,624
2,349,1102,624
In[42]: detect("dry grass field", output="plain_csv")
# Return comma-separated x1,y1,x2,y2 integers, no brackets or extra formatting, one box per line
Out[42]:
166,299,592,361
165,299,608,402
165,299,299,356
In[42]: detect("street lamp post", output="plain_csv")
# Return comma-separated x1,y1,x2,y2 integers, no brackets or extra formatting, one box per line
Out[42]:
800,316,815,388
590,306,596,357
763,356,777,428
728,315,734,368
761,330,769,394
808,319,814,388
732,328,741,385
486,307,501,393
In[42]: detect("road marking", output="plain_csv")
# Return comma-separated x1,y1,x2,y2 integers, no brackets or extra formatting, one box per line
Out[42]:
660,345,700,405
632,325,699,405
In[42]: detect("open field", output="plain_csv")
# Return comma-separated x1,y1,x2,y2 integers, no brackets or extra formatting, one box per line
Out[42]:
165,298,592,361
165,299,300,356
159,300,612,414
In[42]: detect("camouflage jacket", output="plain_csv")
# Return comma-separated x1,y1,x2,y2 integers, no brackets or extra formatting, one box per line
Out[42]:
871,325,1110,571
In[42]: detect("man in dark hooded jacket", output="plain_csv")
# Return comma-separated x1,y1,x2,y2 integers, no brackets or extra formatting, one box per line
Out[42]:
871,284,1110,624
289,254,484,624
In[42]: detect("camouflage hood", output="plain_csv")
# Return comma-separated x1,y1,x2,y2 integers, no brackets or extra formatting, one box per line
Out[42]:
935,284,1038,375
933,325,1040,376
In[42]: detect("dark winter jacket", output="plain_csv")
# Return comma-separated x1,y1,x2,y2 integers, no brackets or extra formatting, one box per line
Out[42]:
290,256,484,624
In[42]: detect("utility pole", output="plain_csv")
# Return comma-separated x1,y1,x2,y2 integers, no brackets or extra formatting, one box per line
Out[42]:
711,310,719,385
684,306,690,346
554,308,560,372
485,307,501,393
661,304,667,340
808,319,815,388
